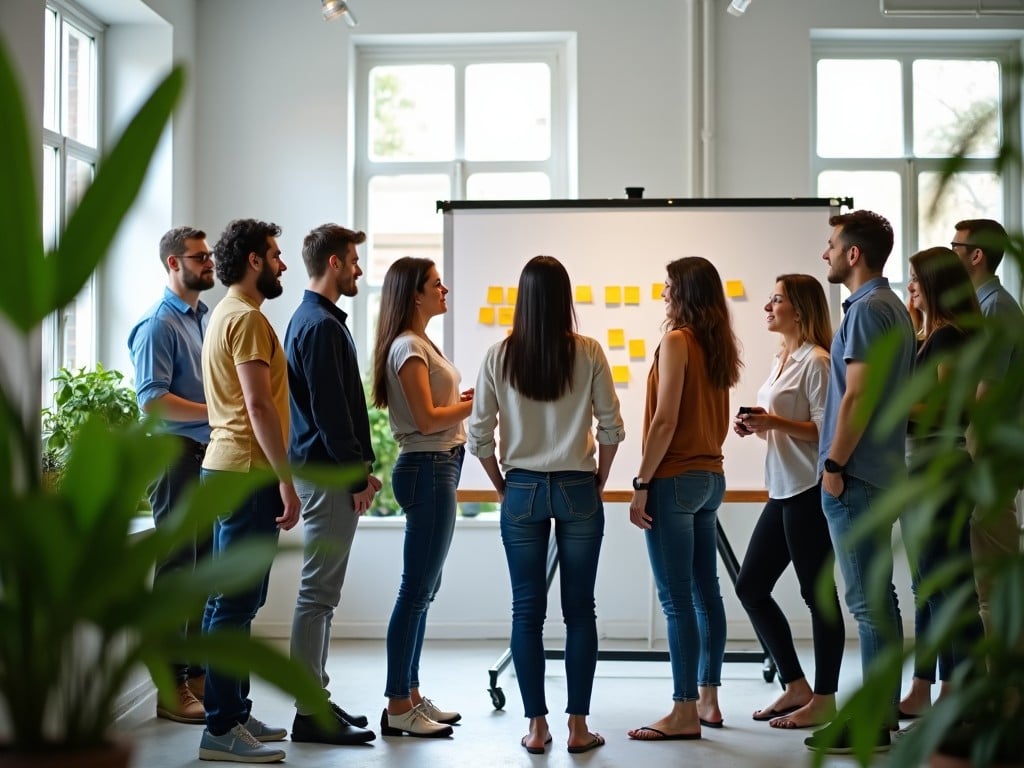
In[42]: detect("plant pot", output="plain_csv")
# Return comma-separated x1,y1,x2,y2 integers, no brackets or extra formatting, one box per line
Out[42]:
0,742,132,768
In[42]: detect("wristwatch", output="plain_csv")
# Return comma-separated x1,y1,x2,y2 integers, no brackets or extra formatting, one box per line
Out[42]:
632,476,650,491
823,458,846,474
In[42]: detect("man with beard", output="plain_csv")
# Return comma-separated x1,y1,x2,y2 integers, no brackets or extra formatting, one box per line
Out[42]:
129,226,216,724
284,224,378,745
805,210,916,755
198,218,298,764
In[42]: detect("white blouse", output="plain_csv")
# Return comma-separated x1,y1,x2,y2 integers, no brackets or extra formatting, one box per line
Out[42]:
755,341,829,499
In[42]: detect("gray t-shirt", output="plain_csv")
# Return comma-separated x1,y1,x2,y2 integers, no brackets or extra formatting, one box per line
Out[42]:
386,331,466,452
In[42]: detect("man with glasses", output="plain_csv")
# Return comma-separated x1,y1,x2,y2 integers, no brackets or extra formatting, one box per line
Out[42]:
128,226,216,724
951,218,1022,637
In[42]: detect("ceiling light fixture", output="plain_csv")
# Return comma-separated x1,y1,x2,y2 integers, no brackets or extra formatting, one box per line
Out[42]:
322,0,358,27
727,0,752,16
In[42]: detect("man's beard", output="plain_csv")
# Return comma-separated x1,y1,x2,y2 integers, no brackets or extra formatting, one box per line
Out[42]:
257,260,283,299
183,269,215,291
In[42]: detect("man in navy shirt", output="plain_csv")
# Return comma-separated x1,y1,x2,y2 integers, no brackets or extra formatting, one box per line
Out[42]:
284,224,378,745
128,226,214,724
806,210,916,755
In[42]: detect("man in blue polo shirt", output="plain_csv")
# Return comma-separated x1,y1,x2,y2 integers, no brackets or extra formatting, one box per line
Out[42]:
284,223,378,746
805,210,916,755
128,226,215,724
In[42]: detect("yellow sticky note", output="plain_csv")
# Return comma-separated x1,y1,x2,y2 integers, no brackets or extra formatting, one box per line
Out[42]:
478,307,495,325
612,365,630,384
725,280,745,298
498,307,514,326
487,286,504,305
608,329,625,348
629,339,646,359
624,286,641,305
605,286,622,304
507,287,518,304
575,285,594,303
652,282,663,300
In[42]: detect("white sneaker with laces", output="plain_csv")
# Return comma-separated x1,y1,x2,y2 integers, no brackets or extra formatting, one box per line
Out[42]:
380,704,453,738
419,696,461,724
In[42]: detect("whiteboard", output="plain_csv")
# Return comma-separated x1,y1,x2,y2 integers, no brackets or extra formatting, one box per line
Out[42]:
442,199,844,493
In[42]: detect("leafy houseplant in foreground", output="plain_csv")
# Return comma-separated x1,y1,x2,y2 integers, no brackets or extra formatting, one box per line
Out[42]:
0,42,327,765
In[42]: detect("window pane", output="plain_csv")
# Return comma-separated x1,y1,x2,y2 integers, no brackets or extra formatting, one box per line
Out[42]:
466,172,551,200
62,21,97,147
366,174,448,285
913,60,999,158
42,146,59,251
61,285,94,370
369,65,454,161
917,171,1002,252
818,170,904,282
66,156,94,217
44,8,58,132
465,63,550,160
817,60,902,158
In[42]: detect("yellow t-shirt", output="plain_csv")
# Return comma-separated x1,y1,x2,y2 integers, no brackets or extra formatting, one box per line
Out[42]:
201,288,289,472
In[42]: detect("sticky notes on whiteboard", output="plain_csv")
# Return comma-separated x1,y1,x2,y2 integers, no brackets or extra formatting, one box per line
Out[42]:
612,366,630,384
608,329,625,348
507,287,518,304
629,339,646,359
624,286,641,305
498,307,514,326
652,282,663,300
605,286,622,305
725,280,745,298
575,285,593,303
478,307,495,325
487,286,504,304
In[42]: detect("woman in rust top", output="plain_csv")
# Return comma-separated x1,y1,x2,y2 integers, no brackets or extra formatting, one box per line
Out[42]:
627,256,741,742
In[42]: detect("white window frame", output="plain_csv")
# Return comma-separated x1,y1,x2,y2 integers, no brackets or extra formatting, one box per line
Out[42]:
352,36,573,365
811,39,1022,298
41,0,103,396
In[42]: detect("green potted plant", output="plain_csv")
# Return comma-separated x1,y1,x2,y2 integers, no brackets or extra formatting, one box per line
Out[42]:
0,45,327,767
365,380,400,516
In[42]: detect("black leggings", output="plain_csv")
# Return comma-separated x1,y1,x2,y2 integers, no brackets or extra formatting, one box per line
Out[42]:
735,484,845,694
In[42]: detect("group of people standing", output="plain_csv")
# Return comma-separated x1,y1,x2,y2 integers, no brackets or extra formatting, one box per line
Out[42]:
127,210,1018,763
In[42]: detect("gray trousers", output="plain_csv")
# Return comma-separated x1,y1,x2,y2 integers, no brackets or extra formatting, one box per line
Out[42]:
290,477,360,714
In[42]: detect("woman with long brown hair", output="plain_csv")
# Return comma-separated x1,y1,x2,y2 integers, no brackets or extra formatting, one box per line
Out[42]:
627,256,741,741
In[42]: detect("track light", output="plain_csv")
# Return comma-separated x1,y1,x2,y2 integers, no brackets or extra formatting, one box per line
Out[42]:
727,0,752,15
322,0,358,27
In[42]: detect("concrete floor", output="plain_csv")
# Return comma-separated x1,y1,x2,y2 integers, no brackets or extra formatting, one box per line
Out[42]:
125,639,913,767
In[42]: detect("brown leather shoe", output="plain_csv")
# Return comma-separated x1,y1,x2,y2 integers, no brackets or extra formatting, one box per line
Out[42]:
187,673,205,702
156,681,205,724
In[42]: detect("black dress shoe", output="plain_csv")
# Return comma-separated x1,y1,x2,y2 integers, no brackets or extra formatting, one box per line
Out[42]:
329,700,369,728
291,713,376,745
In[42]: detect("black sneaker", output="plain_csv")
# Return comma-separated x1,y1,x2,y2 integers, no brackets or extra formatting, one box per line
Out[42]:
291,713,376,745
804,720,891,754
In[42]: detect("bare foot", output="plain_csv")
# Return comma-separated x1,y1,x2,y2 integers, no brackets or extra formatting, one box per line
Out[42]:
768,699,835,729
627,713,700,740
752,695,809,721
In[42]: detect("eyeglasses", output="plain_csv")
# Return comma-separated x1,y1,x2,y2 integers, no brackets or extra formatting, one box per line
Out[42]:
181,252,214,263
949,241,974,250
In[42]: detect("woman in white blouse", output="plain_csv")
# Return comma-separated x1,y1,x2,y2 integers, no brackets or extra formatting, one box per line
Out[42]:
468,256,625,755
733,273,845,730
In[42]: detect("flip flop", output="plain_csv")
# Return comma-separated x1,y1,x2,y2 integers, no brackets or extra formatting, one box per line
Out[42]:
628,726,701,741
752,704,802,722
769,716,826,730
700,718,724,729
521,734,552,754
567,732,605,753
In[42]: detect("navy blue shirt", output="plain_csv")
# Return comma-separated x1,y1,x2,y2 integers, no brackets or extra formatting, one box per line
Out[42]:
818,276,915,487
127,287,210,443
285,290,374,491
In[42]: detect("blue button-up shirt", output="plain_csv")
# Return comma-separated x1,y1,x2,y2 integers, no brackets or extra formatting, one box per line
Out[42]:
285,290,374,491
128,287,210,443
818,276,915,488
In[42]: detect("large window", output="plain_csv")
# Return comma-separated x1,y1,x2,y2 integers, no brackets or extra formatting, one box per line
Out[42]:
353,40,571,357
42,1,101,386
812,42,1020,298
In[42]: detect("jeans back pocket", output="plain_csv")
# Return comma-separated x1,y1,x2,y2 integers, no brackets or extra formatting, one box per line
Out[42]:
502,480,538,522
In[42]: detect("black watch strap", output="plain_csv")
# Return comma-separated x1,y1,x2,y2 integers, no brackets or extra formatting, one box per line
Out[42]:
632,476,650,491
824,458,846,474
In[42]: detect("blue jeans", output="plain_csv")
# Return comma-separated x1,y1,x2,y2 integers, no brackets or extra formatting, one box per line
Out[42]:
644,471,727,702
384,447,464,699
200,470,281,735
290,478,360,714
501,470,604,718
822,475,903,711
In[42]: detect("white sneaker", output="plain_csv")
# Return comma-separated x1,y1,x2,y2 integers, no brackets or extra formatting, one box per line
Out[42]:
420,696,461,724
380,705,453,738
242,714,287,742
199,724,285,763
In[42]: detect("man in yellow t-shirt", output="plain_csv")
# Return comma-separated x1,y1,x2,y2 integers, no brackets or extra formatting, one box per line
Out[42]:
197,218,298,765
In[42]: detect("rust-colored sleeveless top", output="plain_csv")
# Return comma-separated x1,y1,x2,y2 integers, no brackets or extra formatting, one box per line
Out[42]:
643,327,728,477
